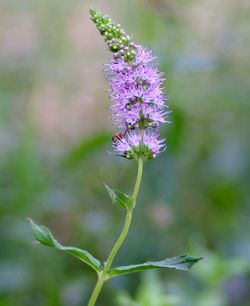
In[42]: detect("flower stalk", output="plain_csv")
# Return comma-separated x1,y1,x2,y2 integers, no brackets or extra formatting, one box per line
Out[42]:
87,158,143,306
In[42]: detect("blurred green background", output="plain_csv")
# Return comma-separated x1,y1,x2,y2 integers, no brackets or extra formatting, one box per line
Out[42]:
0,0,250,305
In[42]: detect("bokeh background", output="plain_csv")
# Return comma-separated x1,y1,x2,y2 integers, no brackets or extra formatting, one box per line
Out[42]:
1,0,250,305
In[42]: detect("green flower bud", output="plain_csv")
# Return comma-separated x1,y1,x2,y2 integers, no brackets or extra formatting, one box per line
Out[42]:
90,8,137,62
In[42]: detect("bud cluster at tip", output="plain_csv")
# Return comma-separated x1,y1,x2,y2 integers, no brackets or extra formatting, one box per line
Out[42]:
90,8,137,62
90,9,169,161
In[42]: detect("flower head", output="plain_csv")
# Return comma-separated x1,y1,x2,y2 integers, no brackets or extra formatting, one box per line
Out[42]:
112,130,165,160
106,46,168,130
90,9,169,160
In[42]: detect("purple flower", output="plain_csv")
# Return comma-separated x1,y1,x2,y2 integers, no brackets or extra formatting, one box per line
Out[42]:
106,45,168,131
90,9,168,160
105,44,168,159
112,130,165,160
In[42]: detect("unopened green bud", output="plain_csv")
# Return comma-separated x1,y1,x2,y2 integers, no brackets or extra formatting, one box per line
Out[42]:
90,8,137,61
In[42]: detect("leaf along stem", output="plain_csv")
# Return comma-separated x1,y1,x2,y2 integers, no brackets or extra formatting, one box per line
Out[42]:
87,158,144,306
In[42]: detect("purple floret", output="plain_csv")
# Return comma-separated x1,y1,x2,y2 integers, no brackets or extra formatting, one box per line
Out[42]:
112,130,165,159
105,44,168,159
105,45,168,130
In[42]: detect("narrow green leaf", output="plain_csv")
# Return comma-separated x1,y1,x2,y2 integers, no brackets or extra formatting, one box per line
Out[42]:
104,184,134,209
56,246,102,272
109,254,203,277
28,218,102,272
28,218,59,247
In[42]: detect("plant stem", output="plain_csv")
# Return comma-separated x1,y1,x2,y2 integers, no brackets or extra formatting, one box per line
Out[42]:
87,158,144,306
87,275,105,306
131,157,143,202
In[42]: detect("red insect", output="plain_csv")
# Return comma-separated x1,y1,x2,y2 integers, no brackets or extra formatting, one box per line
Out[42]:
112,133,124,143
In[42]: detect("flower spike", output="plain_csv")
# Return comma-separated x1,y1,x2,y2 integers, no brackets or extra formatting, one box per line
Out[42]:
90,8,169,160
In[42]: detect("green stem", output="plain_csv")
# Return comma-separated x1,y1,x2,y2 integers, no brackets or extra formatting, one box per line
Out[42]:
87,158,144,306
103,208,132,274
132,157,143,202
87,275,105,306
